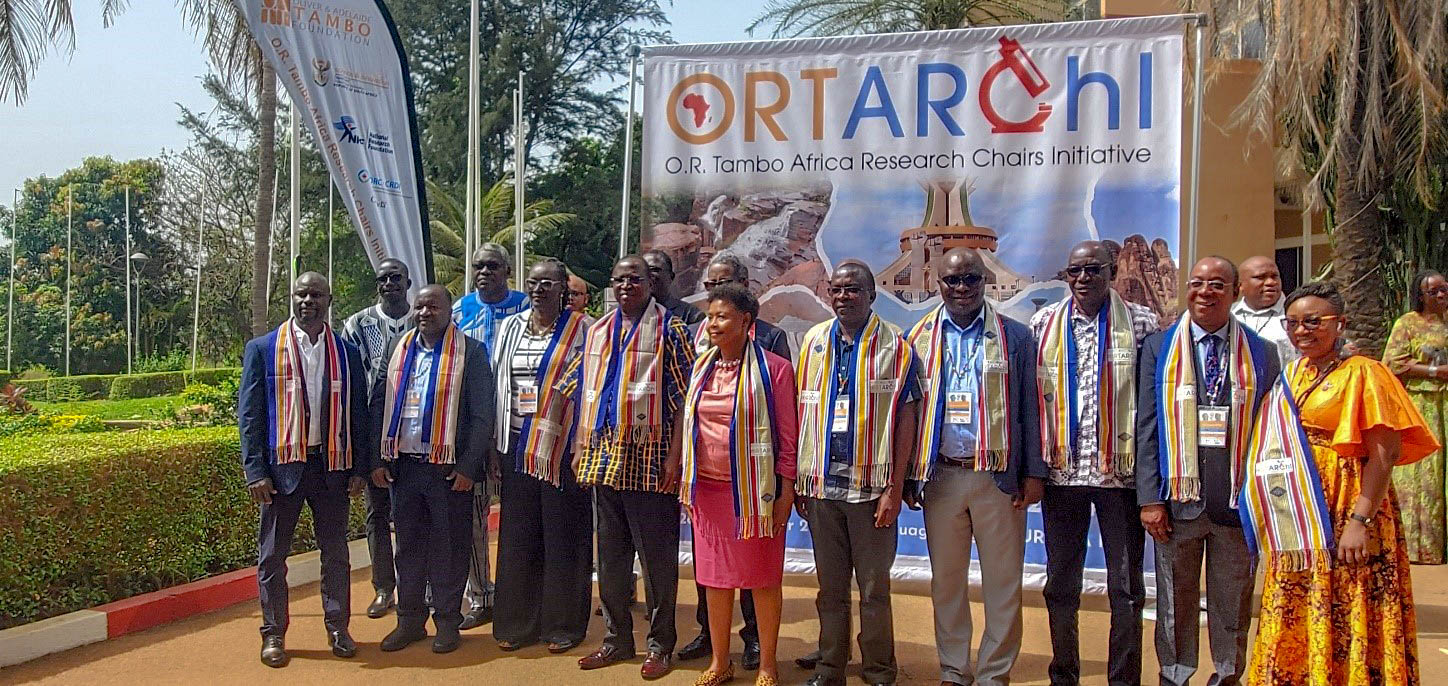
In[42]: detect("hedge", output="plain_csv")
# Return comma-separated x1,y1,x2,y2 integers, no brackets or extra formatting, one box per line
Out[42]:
12,367,240,402
0,428,366,629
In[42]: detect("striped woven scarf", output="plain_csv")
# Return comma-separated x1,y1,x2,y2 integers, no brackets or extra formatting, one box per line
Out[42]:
580,299,667,444
795,314,913,498
1155,314,1266,503
515,311,588,485
381,324,467,464
681,341,778,538
1036,291,1138,474
269,320,352,470
1239,370,1334,572
907,303,1011,481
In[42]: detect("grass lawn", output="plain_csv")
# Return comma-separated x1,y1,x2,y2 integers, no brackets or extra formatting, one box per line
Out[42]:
33,395,181,420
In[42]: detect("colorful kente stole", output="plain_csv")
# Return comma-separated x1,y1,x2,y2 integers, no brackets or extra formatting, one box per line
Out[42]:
1036,291,1138,474
1239,369,1334,572
381,324,467,464
681,341,778,538
1156,314,1268,502
907,303,1011,481
795,314,913,498
514,311,588,485
269,320,353,470
579,299,668,448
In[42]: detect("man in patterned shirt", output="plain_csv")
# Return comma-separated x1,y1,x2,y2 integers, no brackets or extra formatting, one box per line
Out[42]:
1030,241,1158,686
569,255,695,680
342,258,414,620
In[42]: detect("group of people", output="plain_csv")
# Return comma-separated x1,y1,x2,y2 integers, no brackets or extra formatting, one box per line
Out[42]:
238,240,1438,686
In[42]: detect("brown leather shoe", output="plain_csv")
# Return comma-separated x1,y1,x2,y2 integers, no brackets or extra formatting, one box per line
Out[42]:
578,644,634,670
641,651,673,680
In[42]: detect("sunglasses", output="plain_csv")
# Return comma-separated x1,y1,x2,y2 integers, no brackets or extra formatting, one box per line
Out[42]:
375,273,405,284
1282,314,1343,332
1065,263,1107,279
828,285,866,297
474,260,507,272
940,273,984,289
701,278,738,290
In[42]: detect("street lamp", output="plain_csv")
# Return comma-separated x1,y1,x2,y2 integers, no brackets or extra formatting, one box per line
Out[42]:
130,252,149,361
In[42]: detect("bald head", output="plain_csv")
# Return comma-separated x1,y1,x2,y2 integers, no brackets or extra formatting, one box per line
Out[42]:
415,284,453,341
1239,255,1282,309
1065,241,1114,314
290,272,332,330
938,248,986,321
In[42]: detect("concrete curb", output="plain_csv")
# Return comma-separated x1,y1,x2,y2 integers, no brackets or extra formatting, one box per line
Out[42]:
1,504,501,668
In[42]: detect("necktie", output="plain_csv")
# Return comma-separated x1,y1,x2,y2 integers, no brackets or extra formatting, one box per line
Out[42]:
1203,334,1224,398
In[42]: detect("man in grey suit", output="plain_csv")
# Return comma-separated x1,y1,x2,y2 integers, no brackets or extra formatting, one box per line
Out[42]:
1135,256,1279,686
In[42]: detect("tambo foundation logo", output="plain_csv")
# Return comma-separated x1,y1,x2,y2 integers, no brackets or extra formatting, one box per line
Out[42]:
260,0,290,26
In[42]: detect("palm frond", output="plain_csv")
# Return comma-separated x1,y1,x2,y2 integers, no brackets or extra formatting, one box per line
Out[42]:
0,0,71,103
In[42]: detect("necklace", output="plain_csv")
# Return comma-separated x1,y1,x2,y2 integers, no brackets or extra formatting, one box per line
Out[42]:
716,358,742,370
527,312,558,337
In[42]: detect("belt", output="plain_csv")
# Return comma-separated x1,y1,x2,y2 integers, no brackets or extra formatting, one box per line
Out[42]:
938,455,975,469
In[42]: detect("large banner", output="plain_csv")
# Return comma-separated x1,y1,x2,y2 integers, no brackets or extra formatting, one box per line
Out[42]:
646,16,1187,592
237,0,432,283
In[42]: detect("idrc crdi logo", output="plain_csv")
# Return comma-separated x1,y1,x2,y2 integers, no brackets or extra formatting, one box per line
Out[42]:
664,35,1156,145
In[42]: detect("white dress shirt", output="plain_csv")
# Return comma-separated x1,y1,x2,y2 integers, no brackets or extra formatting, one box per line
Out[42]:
292,321,326,447
1231,297,1298,365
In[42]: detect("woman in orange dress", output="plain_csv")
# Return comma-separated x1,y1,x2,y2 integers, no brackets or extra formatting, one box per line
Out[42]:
1248,281,1440,685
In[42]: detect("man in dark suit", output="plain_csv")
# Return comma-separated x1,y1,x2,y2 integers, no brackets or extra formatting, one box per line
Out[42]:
1136,256,1279,686
369,284,496,654
239,272,370,668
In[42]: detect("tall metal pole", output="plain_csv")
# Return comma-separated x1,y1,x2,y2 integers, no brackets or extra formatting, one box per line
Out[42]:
327,184,334,286
124,186,132,374
64,187,72,376
464,0,480,293
191,186,205,374
618,45,640,260
514,72,526,279
1185,15,1207,273
7,188,15,372
289,103,301,289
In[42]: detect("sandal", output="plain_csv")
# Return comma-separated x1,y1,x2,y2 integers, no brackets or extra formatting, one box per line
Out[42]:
497,639,535,651
693,662,735,686
547,639,581,653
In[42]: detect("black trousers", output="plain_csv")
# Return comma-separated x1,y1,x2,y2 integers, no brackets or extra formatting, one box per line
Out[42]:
1041,485,1146,686
595,485,680,655
365,483,396,593
692,521,759,645
256,456,351,638
391,456,473,631
807,497,898,685
494,462,594,645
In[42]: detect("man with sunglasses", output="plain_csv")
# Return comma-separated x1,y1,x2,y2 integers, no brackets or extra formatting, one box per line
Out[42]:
1230,256,1297,365
643,249,706,327
1136,256,1278,686
907,248,1044,686
450,242,529,630
1029,241,1158,686
342,258,414,620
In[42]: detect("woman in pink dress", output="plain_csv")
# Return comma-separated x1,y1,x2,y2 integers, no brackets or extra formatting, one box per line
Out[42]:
680,284,798,686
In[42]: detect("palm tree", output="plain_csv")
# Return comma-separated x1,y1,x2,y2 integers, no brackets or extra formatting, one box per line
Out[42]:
1206,1,1448,356
747,0,1070,36
427,176,575,295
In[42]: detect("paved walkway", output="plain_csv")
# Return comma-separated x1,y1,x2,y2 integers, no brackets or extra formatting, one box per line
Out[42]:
9,563,1448,685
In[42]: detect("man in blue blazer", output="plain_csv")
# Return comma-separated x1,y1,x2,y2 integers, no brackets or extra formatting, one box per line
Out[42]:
238,272,371,668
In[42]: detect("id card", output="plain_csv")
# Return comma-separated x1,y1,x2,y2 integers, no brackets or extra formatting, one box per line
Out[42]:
946,392,974,424
517,382,538,414
832,398,850,434
402,389,423,419
1198,406,1228,447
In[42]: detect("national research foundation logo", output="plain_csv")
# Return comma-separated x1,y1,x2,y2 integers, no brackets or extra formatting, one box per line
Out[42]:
260,0,290,26
311,58,332,87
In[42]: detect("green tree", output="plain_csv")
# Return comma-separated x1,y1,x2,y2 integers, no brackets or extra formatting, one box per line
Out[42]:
530,119,642,289
428,177,575,294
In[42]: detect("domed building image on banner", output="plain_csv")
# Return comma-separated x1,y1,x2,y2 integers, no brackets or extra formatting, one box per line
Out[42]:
877,179,1032,304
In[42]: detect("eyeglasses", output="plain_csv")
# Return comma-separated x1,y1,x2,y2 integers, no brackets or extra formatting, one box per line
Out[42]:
701,278,738,290
610,275,645,287
1065,263,1107,279
1423,285,1448,297
645,265,665,275
1187,279,1229,293
827,285,866,297
375,273,405,284
525,278,561,291
474,260,507,272
940,273,984,289
1282,314,1343,332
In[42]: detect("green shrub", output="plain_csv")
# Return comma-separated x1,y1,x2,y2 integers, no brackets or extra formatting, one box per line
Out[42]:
175,380,240,426
0,412,107,438
109,372,187,400
135,349,189,374
0,428,367,628
14,368,241,402
189,368,240,387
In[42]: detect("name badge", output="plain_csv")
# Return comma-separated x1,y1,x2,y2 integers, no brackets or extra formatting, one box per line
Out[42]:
832,398,850,434
1109,348,1133,364
1255,456,1294,477
983,359,1007,373
750,442,772,458
945,392,974,425
517,382,539,414
1198,406,1228,447
628,381,657,395
800,390,822,404
868,379,898,394
1178,384,1196,400
403,389,423,419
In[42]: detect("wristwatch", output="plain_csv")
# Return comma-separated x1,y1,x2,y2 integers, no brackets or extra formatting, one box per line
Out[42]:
1349,512,1373,525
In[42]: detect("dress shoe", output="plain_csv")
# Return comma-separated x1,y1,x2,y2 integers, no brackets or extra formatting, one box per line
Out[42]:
366,590,394,619
794,650,820,670
694,661,734,685
754,673,778,686
677,633,711,660
458,605,492,630
641,651,674,679
259,635,288,668
579,644,634,670
803,676,844,686
741,641,760,670
547,638,582,654
328,630,357,658
380,625,428,652
432,626,462,653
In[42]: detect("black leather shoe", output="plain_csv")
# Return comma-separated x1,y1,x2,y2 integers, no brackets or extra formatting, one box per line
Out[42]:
458,606,492,630
433,626,462,653
328,630,357,658
804,676,844,686
260,635,288,668
741,641,760,670
676,633,711,661
380,625,428,652
795,650,821,670
366,590,394,619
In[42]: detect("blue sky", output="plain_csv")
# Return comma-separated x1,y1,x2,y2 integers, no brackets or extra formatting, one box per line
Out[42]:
0,0,775,201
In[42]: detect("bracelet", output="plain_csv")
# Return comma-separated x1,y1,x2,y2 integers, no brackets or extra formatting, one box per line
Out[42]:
1349,512,1372,525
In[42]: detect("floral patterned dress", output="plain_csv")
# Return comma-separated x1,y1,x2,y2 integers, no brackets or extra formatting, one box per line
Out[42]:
1248,356,1439,685
1383,311,1448,564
